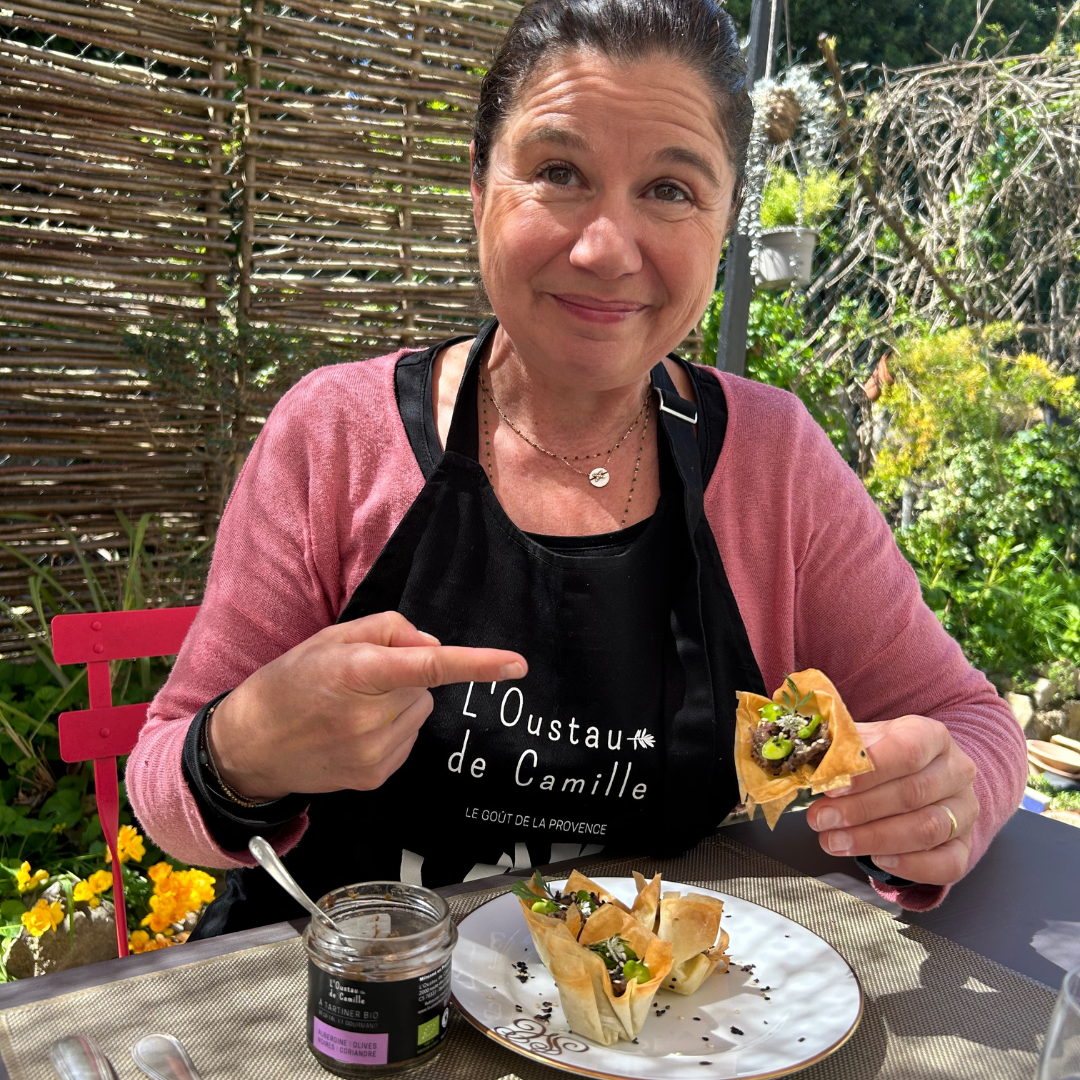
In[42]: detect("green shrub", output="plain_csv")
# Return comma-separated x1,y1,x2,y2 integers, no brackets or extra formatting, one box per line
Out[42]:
700,287,851,453
872,325,1080,679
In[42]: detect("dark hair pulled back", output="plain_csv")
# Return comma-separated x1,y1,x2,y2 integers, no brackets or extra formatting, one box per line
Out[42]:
473,0,753,194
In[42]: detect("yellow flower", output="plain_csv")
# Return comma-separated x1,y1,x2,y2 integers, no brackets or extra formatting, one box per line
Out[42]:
73,870,113,909
21,899,64,937
104,825,146,865
15,861,49,893
87,870,113,894
148,862,173,885
129,930,172,954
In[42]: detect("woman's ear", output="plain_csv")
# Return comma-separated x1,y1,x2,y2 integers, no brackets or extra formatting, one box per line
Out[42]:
470,140,484,233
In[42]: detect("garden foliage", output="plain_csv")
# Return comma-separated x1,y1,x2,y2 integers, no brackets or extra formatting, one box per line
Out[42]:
0,516,215,977
872,326,1080,679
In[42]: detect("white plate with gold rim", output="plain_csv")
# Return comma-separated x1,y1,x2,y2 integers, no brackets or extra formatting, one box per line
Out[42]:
451,877,862,1079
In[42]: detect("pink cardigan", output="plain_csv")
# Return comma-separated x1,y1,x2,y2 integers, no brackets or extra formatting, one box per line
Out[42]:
127,351,1026,911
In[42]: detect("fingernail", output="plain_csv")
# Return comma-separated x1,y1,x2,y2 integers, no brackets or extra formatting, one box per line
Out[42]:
499,662,525,680
828,830,852,854
816,807,841,831
875,856,899,870
420,631,441,645
825,785,851,798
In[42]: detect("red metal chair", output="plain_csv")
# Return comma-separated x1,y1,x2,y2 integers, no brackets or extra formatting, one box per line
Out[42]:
52,606,200,957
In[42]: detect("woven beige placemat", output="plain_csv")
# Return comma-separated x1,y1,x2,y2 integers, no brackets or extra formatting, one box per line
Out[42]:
0,834,1055,1080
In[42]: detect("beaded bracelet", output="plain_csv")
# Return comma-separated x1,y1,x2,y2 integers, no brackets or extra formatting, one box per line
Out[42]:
197,698,278,809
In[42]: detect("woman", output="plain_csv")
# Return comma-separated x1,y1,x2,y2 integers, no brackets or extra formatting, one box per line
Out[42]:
129,0,1024,936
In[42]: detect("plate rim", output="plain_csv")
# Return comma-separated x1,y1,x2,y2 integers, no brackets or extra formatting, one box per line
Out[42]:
450,877,865,1080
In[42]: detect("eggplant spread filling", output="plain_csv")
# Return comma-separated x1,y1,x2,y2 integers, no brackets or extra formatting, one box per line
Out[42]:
512,872,601,926
588,934,651,996
750,677,832,776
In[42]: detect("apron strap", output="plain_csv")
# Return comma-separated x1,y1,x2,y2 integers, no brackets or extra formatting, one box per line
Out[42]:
650,362,704,536
444,318,498,460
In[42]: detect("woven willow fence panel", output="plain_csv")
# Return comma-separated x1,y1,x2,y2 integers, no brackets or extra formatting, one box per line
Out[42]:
0,0,529,653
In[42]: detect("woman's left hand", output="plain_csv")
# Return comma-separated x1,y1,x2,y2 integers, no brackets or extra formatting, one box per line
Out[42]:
805,714,979,887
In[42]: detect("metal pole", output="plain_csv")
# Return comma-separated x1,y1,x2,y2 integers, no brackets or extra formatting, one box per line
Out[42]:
716,0,776,376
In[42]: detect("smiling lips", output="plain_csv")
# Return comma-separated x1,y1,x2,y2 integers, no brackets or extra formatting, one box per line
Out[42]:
551,293,647,324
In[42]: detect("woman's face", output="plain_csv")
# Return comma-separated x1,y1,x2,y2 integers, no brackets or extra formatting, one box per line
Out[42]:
472,49,737,391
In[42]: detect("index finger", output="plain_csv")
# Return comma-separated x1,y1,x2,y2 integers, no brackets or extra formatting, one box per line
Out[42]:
353,643,527,693
828,715,950,796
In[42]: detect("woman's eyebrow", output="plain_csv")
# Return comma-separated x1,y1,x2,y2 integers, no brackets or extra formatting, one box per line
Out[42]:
653,146,721,188
516,126,591,153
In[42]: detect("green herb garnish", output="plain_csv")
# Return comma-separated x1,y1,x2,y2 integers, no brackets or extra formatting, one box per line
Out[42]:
588,936,651,983
511,870,553,905
778,675,815,714
588,935,637,970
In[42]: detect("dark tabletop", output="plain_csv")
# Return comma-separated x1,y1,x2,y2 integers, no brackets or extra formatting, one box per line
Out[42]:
722,806,1080,989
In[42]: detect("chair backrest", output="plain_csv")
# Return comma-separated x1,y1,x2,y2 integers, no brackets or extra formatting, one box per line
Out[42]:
52,606,200,958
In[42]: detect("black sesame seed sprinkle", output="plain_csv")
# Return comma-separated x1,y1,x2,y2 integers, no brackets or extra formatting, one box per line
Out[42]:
799,1037,806,1043
731,1026,743,1036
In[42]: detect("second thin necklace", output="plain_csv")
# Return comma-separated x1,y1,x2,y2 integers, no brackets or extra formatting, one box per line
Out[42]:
479,367,650,489
478,366,651,528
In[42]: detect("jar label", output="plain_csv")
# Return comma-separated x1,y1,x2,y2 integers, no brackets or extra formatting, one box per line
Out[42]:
308,958,452,1066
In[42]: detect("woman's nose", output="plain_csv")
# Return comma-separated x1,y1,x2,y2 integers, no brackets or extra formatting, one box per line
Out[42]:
567,203,643,279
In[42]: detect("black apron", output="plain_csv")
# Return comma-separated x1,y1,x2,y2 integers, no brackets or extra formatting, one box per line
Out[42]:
198,320,764,933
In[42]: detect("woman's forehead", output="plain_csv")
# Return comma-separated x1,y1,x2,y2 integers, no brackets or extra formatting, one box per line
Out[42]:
501,49,731,171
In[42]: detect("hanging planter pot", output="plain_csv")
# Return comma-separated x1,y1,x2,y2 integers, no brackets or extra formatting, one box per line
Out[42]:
754,227,817,290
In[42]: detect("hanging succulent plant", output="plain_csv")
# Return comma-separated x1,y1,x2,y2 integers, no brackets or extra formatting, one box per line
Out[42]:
737,65,837,280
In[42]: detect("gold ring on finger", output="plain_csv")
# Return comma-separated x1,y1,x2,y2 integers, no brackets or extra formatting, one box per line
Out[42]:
935,801,958,843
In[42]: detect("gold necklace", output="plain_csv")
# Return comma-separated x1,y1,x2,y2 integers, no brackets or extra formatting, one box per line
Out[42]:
479,369,649,489
479,369,651,528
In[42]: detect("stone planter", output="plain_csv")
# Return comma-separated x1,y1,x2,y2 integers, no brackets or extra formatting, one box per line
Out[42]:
5,886,118,979
755,227,817,289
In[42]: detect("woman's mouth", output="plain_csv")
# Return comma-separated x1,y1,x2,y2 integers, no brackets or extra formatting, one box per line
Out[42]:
550,294,647,324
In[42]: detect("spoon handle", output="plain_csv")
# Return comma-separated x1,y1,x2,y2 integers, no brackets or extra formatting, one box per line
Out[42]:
131,1034,202,1080
248,835,342,933
49,1036,116,1080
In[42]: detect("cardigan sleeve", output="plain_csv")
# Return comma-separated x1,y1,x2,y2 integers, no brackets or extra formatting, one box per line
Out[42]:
125,355,424,869
709,372,1027,910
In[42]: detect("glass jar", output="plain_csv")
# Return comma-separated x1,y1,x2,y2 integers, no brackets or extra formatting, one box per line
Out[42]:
303,882,458,1076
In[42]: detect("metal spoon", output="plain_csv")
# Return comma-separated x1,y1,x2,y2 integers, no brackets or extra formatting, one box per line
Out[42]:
49,1036,116,1080
247,835,351,941
131,1034,202,1080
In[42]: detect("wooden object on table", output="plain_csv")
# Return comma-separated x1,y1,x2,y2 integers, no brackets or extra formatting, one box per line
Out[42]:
1027,739,1080,775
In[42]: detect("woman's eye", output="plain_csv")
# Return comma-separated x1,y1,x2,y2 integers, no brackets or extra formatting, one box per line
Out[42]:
540,163,577,186
651,183,690,203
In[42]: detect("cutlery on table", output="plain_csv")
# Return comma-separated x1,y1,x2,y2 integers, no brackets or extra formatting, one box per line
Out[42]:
131,1034,204,1080
247,835,361,943
49,1036,117,1080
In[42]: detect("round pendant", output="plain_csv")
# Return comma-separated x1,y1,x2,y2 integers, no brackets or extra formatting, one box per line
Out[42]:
588,467,610,488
